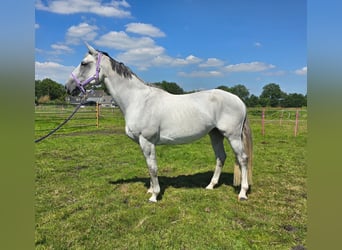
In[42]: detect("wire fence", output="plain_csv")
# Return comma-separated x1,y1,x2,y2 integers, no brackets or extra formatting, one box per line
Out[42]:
35,105,307,140
34,104,124,139
248,108,307,137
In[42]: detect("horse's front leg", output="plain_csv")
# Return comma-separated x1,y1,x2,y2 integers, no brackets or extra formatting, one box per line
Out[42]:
139,135,160,202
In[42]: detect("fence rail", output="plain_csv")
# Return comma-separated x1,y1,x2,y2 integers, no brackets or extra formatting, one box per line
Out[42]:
34,104,123,139
248,108,307,137
35,105,307,140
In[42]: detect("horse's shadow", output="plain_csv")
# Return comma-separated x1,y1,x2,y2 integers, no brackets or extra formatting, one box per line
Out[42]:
108,171,236,200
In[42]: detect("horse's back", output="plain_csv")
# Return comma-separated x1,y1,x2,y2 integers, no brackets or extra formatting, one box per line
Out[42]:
186,89,246,120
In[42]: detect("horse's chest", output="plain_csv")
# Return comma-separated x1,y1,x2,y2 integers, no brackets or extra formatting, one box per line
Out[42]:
125,122,160,144
125,125,140,142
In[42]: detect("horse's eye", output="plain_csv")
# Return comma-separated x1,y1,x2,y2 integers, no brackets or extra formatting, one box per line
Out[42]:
81,61,88,66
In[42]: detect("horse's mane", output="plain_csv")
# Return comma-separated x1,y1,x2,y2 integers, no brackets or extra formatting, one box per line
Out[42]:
98,50,135,79
97,50,165,91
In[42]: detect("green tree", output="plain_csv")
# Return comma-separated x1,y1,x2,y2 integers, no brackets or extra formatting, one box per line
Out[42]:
216,85,231,92
229,84,250,102
258,97,269,107
245,94,259,107
153,81,185,94
216,84,250,103
281,93,307,107
260,83,285,107
35,78,66,102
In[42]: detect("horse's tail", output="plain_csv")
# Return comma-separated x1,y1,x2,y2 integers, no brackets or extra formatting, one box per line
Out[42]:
233,114,253,186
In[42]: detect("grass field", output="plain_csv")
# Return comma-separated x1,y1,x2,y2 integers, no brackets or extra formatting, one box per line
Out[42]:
35,105,307,249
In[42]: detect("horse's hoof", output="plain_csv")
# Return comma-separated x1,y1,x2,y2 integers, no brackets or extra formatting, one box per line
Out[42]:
148,196,158,203
205,184,214,190
238,196,248,201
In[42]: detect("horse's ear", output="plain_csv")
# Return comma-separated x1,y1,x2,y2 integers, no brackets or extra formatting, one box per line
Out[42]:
85,42,97,55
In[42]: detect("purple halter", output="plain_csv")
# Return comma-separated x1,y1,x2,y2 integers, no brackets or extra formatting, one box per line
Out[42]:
71,52,102,94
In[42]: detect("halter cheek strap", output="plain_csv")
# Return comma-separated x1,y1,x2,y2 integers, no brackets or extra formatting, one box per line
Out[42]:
71,53,102,94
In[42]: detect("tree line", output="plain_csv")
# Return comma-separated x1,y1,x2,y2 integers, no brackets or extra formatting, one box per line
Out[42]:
35,78,306,107
216,83,307,107
152,81,307,107
35,78,67,104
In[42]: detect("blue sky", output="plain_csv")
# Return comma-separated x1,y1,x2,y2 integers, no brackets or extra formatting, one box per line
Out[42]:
35,0,306,95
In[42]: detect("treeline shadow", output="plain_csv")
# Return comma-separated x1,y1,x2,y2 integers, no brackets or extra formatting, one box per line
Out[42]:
108,171,236,201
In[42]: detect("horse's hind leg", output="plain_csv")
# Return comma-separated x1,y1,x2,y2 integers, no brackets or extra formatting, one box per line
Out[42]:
139,135,160,202
228,135,249,200
206,129,226,189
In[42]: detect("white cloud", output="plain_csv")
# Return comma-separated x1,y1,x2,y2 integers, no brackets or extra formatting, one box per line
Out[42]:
199,58,225,68
35,23,40,29
125,23,166,37
254,42,262,47
117,47,166,70
225,61,275,72
178,70,223,78
294,66,307,75
35,44,73,60
263,70,286,76
171,55,202,66
66,22,98,45
35,61,75,83
117,50,202,70
51,43,73,53
95,30,201,70
35,0,131,18
95,31,156,50
151,55,174,66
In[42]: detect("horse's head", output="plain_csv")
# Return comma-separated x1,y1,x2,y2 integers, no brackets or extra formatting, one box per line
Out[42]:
65,43,104,96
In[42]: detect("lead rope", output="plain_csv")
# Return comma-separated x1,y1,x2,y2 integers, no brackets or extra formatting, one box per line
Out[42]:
35,96,88,143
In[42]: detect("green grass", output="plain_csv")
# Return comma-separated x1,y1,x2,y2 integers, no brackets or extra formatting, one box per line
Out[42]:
35,106,307,249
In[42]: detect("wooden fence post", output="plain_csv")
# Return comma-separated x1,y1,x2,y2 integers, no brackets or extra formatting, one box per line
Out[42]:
294,109,299,137
262,108,265,136
96,102,99,128
280,110,284,126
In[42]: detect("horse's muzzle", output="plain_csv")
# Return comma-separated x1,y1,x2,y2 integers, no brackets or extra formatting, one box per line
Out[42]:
65,84,80,96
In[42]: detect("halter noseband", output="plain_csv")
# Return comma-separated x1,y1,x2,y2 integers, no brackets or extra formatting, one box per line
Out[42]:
71,52,102,94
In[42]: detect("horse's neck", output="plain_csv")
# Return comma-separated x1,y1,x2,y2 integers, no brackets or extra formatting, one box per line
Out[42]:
104,73,150,115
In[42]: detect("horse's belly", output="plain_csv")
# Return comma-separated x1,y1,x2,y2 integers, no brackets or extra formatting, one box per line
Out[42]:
157,108,215,144
158,133,205,144
158,125,213,145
